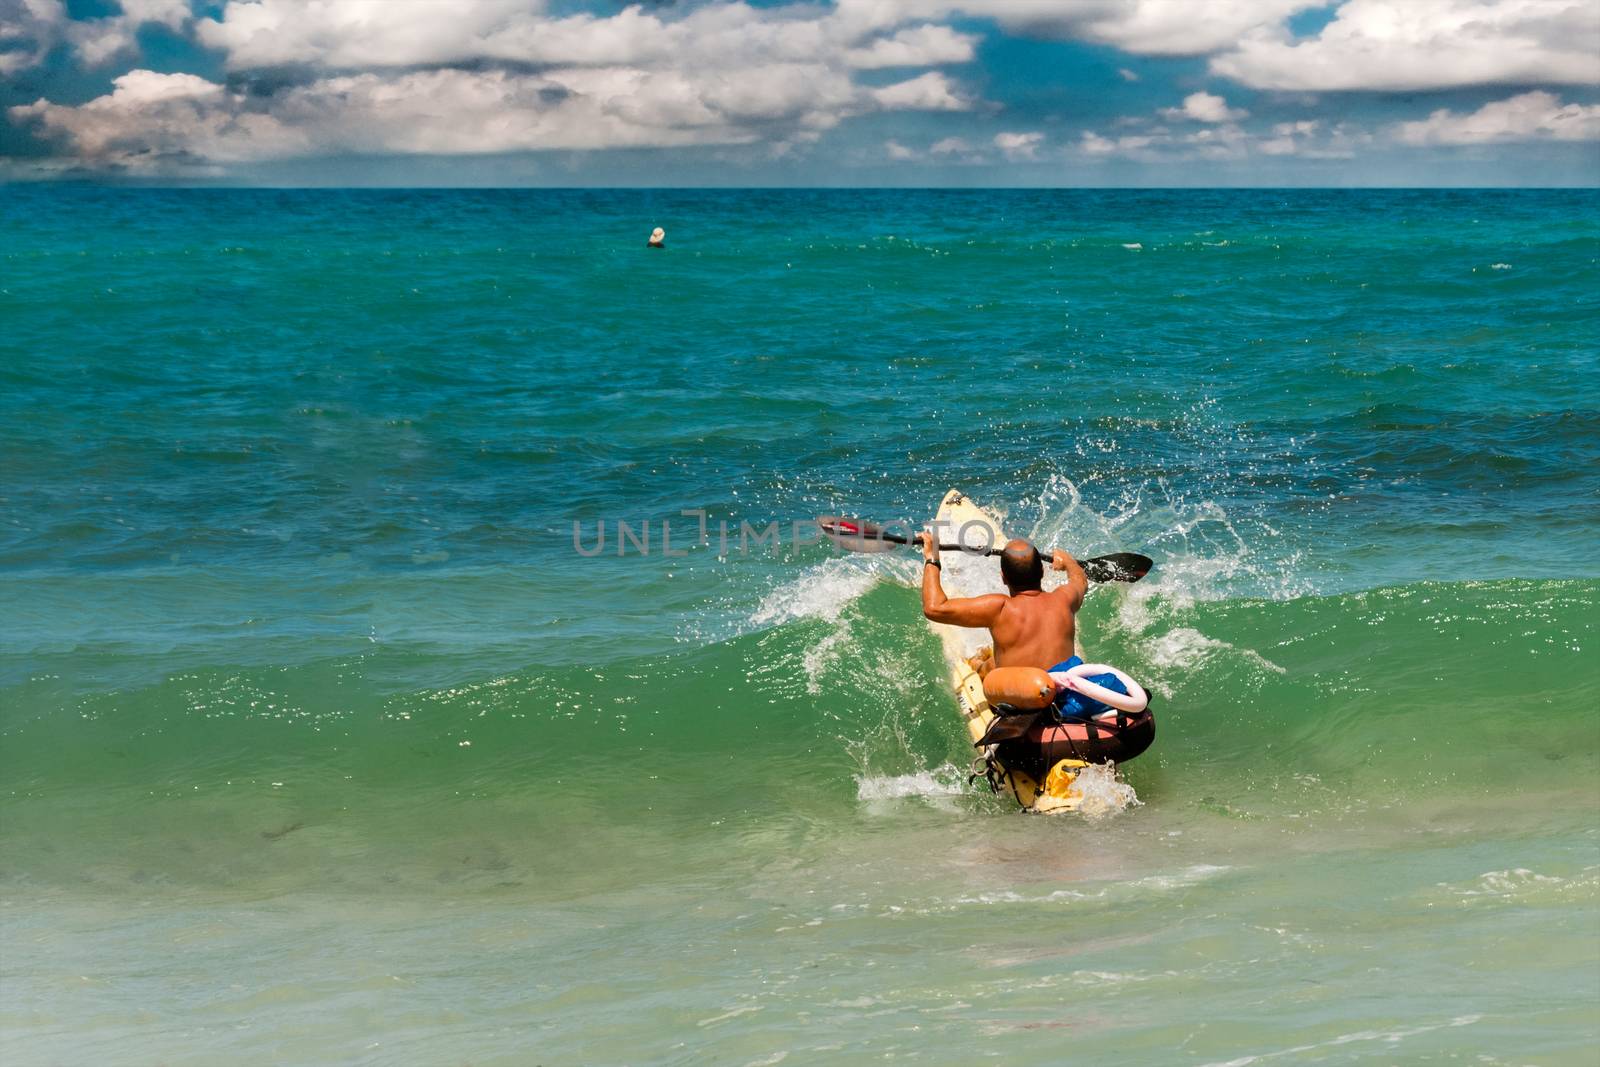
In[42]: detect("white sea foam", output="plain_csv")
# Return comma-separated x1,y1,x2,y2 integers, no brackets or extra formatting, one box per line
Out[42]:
749,553,915,694
1124,863,1231,891
951,865,1228,908
1443,867,1579,900
1015,471,1301,701
856,764,968,801
1200,1014,1481,1067
1147,627,1285,676
799,625,853,696
750,554,892,627
1069,761,1142,817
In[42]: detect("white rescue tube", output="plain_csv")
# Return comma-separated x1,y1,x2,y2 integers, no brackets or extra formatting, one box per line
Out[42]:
1048,662,1149,715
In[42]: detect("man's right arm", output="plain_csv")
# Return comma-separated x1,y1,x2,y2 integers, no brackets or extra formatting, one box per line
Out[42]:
920,529,1006,627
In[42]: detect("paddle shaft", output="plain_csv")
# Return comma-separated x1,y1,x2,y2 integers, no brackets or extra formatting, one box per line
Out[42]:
862,529,1145,580
814,516,1151,582
866,529,1005,557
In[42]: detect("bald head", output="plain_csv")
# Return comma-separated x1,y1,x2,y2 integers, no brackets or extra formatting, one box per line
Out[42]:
999,539,1043,592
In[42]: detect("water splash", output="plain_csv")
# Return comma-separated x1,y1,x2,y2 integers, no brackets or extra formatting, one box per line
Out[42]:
855,764,968,801
1070,762,1142,818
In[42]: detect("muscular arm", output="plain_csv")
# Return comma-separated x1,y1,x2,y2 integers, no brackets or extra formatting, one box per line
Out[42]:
1050,548,1089,608
918,530,1005,628
922,574,1006,627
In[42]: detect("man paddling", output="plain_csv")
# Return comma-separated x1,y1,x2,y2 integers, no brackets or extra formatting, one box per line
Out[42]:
916,531,1134,723
916,534,1087,673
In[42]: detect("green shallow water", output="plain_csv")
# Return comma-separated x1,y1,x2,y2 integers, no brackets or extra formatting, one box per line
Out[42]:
4,579,1597,1064
2,188,1599,1064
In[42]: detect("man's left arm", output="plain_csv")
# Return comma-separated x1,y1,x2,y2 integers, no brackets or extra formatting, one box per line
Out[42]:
1051,548,1089,608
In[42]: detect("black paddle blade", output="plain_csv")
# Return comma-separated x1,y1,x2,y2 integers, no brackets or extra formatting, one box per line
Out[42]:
1081,552,1154,583
816,516,904,553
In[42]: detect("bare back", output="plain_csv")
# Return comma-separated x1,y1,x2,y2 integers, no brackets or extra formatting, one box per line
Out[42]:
989,588,1079,669
920,540,1090,668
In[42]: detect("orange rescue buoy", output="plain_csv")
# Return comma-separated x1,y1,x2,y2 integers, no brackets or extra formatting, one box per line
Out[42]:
982,666,1057,709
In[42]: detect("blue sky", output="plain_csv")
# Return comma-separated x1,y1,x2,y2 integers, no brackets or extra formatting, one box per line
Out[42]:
2,0,1597,185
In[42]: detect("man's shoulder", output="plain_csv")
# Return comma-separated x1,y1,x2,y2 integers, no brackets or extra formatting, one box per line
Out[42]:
1047,584,1084,608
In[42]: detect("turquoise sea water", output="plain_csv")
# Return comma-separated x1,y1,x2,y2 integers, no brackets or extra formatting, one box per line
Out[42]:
2,188,1598,1065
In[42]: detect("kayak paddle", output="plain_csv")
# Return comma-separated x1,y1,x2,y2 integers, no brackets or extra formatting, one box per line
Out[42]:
816,516,1152,583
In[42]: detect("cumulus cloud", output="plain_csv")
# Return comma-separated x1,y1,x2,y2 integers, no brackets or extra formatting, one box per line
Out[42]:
870,70,969,111
845,24,979,68
878,134,993,163
9,0,1599,177
1258,119,1321,156
1078,111,1371,162
1082,89,1253,159
12,62,975,171
1078,123,1254,160
1393,91,1600,145
1159,91,1248,123
1079,130,1156,157
9,70,302,168
993,130,1042,160
69,0,189,65
0,0,189,73
1212,0,1600,91
192,1,971,73
1,0,65,75
875,0,1319,57
10,0,979,171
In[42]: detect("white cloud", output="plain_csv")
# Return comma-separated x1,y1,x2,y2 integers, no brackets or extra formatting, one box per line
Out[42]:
1079,131,1115,155
12,61,974,172
0,0,189,72
1077,111,1371,162
13,1,981,171
993,130,1042,160
1212,0,1600,91
1393,91,1600,145
68,0,189,66
1178,121,1249,159
1079,130,1156,157
870,71,969,111
1259,119,1319,155
1117,67,1140,82
196,0,567,70
845,24,978,68
1082,90,1252,158
0,0,66,75
836,0,1319,57
1049,0,1315,55
13,0,1598,178
9,70,302,167
193,1,970,73
1159,91,1248,123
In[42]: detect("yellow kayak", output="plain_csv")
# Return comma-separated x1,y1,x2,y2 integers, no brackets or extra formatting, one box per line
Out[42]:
927,490,1088,813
